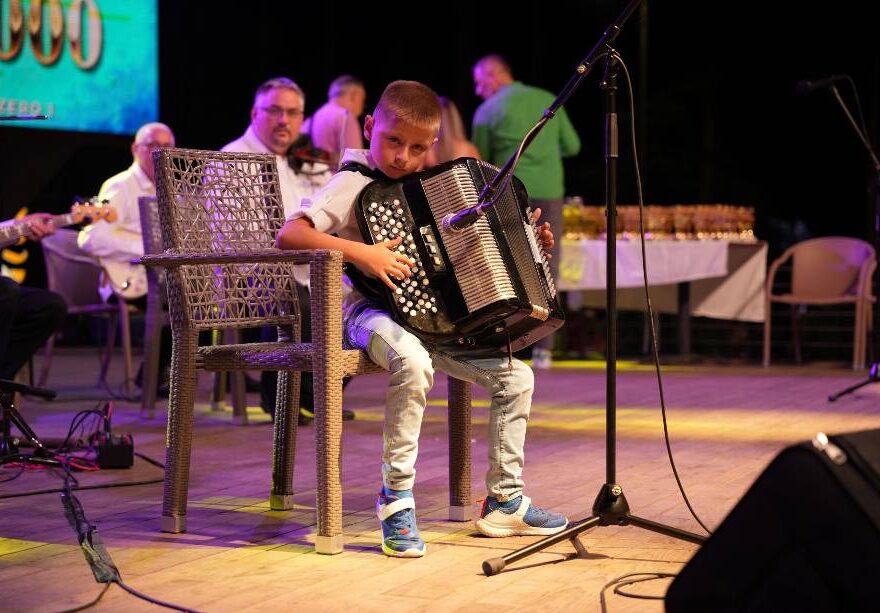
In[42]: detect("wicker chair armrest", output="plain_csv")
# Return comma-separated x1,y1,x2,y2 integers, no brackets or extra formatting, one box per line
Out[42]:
140,249,338,269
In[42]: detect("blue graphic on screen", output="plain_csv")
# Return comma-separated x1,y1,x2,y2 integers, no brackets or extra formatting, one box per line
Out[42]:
0,0,158,135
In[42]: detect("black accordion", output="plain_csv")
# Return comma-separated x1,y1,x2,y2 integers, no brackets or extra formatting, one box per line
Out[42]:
348,157,564,352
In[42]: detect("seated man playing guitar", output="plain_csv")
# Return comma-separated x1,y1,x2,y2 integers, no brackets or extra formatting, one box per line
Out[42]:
0,213,68,380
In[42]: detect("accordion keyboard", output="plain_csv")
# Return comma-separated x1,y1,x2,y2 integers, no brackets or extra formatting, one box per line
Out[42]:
362,196,441,321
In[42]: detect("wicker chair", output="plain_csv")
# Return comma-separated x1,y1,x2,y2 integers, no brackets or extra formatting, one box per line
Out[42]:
143,148,473,554
137,196,248,421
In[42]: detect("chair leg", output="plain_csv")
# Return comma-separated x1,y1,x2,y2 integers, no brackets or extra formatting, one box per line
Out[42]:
229,372,248,425
854,299,866,370
791,305,802,364
210,372,226,411
38,334,56,387
98,312,119,389
118,301,135,396
314,366,345,555
140,308,163,419
209,330,225,411
447,376,472,521
161,331,199,534
224,329,248,425
13,363,30,409
762,302,772,368
270,370,299,510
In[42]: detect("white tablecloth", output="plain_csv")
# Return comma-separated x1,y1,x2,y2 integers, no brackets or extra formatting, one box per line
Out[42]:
559,239,767,322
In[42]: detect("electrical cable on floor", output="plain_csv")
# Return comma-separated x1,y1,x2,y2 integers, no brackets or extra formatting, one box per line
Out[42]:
3,403,187,609
57,454,199,612
55,582,111,613
0,403,164,498
598,572,677,612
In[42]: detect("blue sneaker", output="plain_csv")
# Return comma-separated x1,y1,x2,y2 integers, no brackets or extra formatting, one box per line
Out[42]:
376,488,426,557
476,494,568,537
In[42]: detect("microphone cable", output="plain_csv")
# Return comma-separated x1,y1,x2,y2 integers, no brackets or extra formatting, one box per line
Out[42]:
614,51,714,537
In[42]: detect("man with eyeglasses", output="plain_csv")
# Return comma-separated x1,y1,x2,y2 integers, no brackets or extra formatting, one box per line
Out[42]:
78,122,175,300
222,77,351,425
222,77,333,219
78,122,176,395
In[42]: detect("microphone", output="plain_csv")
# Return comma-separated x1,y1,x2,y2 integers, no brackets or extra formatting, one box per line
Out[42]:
796,75,847,95
441,177,505,232
440,204,486,233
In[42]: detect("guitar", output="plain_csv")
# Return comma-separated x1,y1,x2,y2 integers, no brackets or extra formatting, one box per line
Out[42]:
100,258,148,301
0,200,116,249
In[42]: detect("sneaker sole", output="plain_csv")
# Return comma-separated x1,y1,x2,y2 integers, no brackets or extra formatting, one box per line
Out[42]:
381,542,426,558
475,518,569,538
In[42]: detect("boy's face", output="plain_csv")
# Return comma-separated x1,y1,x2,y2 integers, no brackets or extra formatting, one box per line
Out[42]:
364,112,437,179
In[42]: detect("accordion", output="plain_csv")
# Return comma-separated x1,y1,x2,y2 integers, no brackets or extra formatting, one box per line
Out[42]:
348,157,564,352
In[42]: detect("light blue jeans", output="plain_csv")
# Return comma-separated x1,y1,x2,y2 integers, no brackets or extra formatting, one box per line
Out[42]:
344,304,534,501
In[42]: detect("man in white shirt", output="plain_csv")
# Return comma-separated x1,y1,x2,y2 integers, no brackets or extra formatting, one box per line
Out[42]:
221,77,350,424
222,77,333,219
78,122,175,302
301,75,366,165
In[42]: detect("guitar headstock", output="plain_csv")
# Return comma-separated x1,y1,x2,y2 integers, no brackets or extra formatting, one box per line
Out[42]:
70,198,118,224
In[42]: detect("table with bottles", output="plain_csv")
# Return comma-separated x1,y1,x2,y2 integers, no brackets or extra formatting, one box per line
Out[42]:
558,202,767,354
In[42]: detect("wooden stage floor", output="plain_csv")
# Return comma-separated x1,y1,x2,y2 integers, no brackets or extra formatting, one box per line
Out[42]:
2,347,878,612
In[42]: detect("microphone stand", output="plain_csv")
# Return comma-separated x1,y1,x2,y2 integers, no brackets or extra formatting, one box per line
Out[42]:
825,83,880,401
481,0,705,577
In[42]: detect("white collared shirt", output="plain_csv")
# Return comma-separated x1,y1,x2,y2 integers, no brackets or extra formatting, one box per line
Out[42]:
77,161,152,262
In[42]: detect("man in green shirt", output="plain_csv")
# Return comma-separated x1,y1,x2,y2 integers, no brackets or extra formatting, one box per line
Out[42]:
472,54,581,368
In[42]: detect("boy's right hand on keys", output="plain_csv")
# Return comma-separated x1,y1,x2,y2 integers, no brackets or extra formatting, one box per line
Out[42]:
357,237,414,290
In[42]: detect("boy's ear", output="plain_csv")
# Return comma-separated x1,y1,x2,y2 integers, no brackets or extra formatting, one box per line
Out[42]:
363,114,374,141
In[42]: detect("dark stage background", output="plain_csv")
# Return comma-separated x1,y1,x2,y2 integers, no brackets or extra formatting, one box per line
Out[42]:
2,1,879,285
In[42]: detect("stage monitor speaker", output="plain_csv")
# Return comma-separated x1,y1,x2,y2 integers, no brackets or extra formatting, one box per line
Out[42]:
666,428,880,612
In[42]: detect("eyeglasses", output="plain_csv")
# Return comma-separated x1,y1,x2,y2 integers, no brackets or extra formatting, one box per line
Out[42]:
259,106,305,120
137,141,173,149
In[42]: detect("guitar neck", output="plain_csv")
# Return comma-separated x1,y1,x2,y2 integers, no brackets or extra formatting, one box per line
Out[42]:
0,212,78,248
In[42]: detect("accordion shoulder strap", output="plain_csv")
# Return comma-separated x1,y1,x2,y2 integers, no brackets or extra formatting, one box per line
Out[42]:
338,160,394,308
338,161,389,181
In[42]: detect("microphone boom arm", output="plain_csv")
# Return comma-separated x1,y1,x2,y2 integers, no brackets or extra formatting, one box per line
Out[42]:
828,85,880,173
443,0,643,233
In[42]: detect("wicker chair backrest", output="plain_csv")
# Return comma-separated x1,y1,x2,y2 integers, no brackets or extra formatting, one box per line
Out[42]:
153,148,300,330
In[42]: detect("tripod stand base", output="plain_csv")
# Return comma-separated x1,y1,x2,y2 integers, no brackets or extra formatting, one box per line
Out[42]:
482,484,706,576
828,362,880,401
1,386,61,466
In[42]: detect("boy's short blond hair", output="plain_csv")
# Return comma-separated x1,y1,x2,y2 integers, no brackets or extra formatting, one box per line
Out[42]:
374,80,441,133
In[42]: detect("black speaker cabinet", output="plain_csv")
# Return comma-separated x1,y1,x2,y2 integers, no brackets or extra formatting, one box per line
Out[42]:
666,428,880,612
